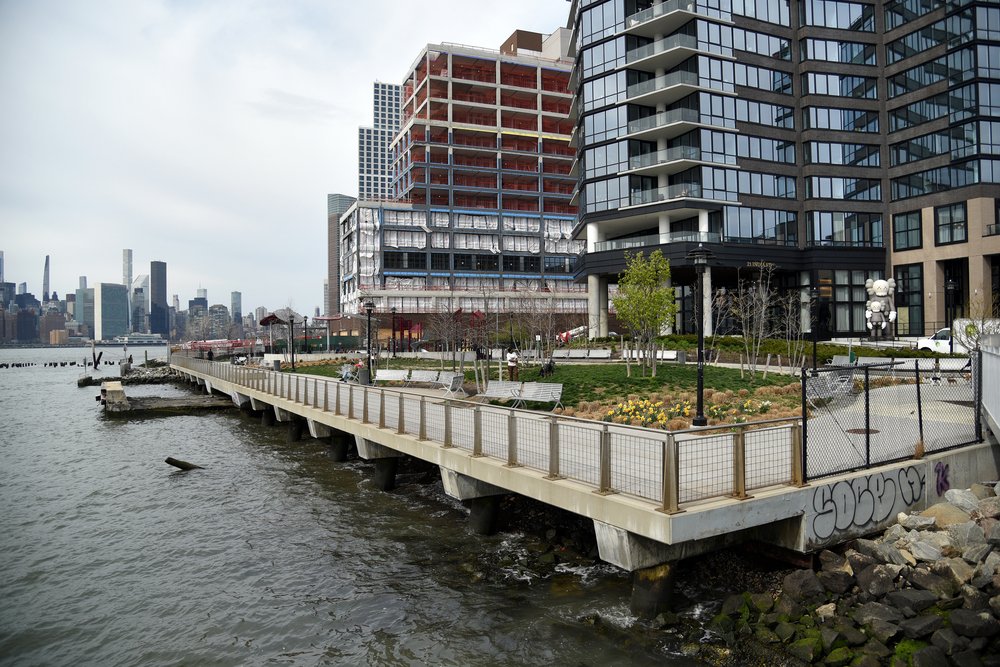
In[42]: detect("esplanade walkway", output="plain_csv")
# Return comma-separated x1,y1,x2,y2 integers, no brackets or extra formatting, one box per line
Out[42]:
169,354,1000,614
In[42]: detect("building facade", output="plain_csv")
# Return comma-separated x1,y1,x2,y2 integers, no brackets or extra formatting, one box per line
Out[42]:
150,261,168,337
338,31,587,327
568,0,1000,339
358,83,402,201
327,193,357,316
93,283,129,341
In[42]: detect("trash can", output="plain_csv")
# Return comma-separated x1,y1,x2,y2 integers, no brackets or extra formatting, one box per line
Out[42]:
272,360,281,372
357,368,371,385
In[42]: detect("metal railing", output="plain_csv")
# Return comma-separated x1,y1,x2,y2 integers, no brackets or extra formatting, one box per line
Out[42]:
628,145,703,170
593,230,722,253
983,346,1000,432
627,107,706,135
626,34,699,64
626,70,700,100
171,355,804,513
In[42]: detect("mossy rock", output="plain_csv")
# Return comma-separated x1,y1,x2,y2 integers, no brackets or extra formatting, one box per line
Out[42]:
824,646,854,667
775,621,797,643
754,625,781,644
892,638,928,665
787,636,823,663
709,613,734,635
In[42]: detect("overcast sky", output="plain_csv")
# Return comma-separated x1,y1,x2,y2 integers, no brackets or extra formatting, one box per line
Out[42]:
0,0,571,317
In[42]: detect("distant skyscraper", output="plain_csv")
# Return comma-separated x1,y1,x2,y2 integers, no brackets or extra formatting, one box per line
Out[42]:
196,287,208,301
327,193,356,316
94,283,129,341
17,282,26,295
230,291,242,337
149,261,168,337
42,255,50,301
0,250,4,282
357,82,401,201
123,249,133,330
172,294,180,312
75,287,94,336
79,276,87,290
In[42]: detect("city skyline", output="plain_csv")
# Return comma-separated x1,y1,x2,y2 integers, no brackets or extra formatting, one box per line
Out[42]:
0,1,571,314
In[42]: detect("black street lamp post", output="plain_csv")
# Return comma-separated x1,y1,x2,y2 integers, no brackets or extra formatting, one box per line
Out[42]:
811,285,820,376
688,244,712,427
364,300,375,384
945,279,957,354
391,306,397,358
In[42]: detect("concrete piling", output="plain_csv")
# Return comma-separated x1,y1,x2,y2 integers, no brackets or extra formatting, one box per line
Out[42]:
373,457,398,491
629,562,676,619
328,433,350,462
468,496,500,535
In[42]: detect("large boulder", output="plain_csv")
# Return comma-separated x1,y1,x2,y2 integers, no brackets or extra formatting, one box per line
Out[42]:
948,521,987,549
817,569,855,595
948,608,1000,638
909,569,958,599
900,513,938,530
930,627,969,655
899,613,944,639
922,502,972,528
974,495,1000,520
946,489,982,514
852,601,904,626
910,539,943,562
886,589,938,615
856,564,900,598
932,557,976,587
782,569,826,605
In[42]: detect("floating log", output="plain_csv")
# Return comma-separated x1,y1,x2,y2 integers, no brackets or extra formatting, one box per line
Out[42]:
165,457,203,471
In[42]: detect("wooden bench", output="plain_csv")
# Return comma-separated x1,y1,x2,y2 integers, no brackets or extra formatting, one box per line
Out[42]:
513,382,563,410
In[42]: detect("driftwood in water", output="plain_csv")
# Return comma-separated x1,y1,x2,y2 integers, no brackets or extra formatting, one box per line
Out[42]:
165,457,203,471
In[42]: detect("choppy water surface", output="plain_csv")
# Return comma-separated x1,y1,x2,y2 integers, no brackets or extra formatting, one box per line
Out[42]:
0,347,707,666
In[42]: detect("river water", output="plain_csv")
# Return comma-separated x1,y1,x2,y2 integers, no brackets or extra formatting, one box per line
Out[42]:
0,347,713,666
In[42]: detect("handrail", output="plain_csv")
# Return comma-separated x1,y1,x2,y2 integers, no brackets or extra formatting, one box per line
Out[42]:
170,355,803,513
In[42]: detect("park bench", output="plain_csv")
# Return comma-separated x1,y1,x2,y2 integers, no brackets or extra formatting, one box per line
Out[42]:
588,348,613,360
399,369,468,396
480,381,522,402
513,382,564,410
805,367,857,407
407,370,440,386
552,349,570,359
373,369,409,384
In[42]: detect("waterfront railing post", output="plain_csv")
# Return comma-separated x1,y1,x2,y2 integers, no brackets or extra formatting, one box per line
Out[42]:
348,385,354,419
506,412,518,467
472,407,483,457
790,420,805,487
302,377,307,405
443,402,452,447
660,433,680,514
418,397,427,441
362,387,369,424
397,393,405,434
545,416,560,479
598,425,612,494
335,382,341,416
732,427,749,499
324,381,329,412
378,389,386,428
295,376,301,403
313,379,319,409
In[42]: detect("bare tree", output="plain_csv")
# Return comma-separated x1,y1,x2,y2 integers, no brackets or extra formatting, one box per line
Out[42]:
779,289,808,373
725,261,778,379
953,290,1000,351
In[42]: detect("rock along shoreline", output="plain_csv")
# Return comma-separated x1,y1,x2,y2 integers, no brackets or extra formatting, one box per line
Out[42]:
710,483,1000,666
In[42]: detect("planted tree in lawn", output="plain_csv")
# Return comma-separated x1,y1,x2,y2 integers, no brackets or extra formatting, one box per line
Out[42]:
725,261,779,379
612,250,677,377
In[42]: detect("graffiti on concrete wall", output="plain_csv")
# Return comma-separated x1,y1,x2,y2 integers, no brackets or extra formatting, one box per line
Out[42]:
810,466,925,542
934,462,951,496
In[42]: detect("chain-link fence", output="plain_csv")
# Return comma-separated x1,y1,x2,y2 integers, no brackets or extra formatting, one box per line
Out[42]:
802,354,982,480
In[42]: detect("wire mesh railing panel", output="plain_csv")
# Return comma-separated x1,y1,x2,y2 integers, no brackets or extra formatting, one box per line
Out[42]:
480,410,508,459
556,422,602,487
425,402,447,442
384,390,400,427
864,378,922,465
745,426,792,491
984,349,1000,430
677,433,733,503
609,431,663,502
402,395,422,437
513,415,550,471
920,366,977,451
450,406,476,452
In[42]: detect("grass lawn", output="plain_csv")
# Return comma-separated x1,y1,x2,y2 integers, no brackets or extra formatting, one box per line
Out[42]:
288,358,803,429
